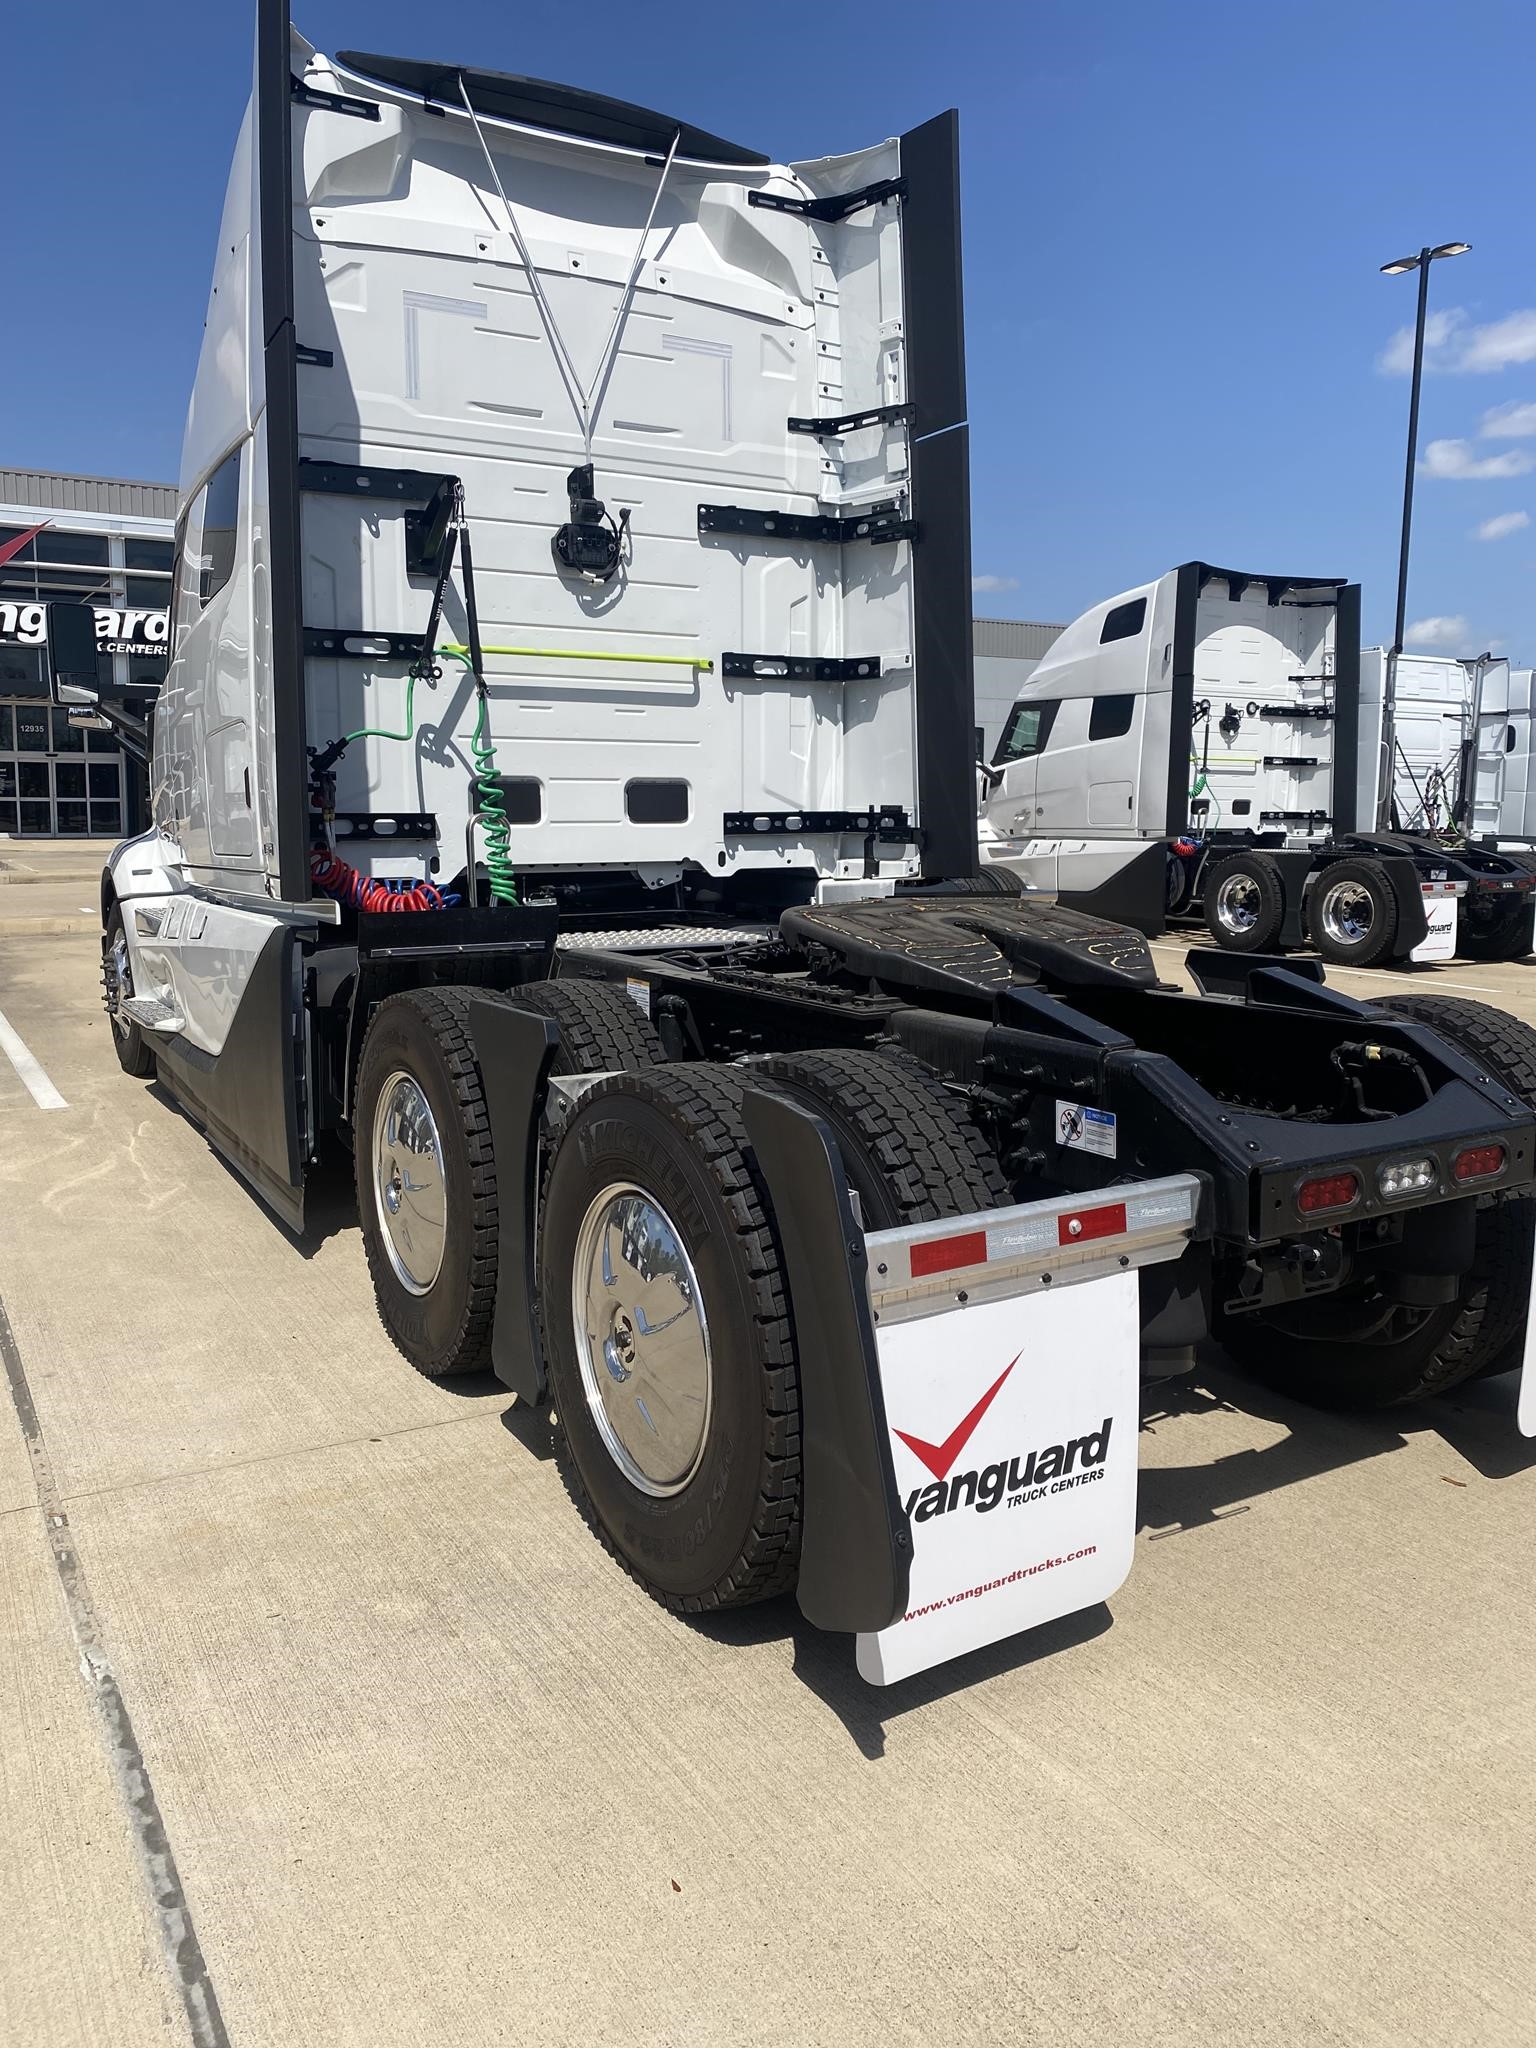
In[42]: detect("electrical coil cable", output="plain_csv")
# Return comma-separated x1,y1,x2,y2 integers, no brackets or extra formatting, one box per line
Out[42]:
443,508,518,905
309,849,460,912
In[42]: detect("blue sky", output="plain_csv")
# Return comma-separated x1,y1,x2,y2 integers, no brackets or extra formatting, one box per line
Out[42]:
3,0,1533,655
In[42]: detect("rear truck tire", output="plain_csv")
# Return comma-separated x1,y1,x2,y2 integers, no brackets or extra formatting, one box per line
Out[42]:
756,1048,1009,1227
901,869,1025,896
1202,851,1286,953
102,903,156,1078
1217,992,1536,1408
1458,893,1534,963
513,975,667,1072
354,987,501,1379
1306,857,1399,968
536,1066,801,1612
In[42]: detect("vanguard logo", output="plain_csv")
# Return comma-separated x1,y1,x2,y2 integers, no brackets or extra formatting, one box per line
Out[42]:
894,1354,1114,1522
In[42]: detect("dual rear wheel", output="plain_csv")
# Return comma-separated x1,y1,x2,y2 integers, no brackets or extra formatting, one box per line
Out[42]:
354,982,1001,1610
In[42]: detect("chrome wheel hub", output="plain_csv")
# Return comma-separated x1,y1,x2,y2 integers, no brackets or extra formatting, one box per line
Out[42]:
1320,880,1374,947
572,1183,712,1497
371,1072,447,1295
105,930,133,1036
1215,873,1260,935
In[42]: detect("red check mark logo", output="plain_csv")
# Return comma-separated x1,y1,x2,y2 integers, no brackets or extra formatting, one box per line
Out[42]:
893,1355,1019,1482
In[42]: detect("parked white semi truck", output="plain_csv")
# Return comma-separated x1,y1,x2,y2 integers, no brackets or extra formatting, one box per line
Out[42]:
75,6,1536,1685
1349,648,1536,959
978,563,1536,966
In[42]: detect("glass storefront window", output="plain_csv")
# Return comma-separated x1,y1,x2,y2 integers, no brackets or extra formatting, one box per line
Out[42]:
126,575,171,607
0,763,16,798
0,705,10,749
50,708,85,752
34,532,109,568
88,762,119,798
18,762,48,798
125,538,174,572
19,802,50,833
90,802,121,835
14,709,50,753
56,801,88,835
55,762,86,800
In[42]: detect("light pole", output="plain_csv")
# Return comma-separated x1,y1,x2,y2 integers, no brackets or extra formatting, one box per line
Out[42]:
1376,240,1471,827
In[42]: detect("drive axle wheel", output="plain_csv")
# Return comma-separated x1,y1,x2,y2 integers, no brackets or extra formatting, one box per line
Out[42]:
756,1048,1009,1226
354,988,501,1379
102,903,156,1078
537,1066,800,1612
513,976,666,1072
1202,852,1285,953
1458,893,1534,963
1217,993,1536,1407
1307,858,1399,968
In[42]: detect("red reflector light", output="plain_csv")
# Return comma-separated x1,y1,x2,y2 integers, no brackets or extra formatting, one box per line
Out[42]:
909,1228,989,1278
1454,1144,1506,1183
1297,1172,1359,1215
1058,1201,1128,1247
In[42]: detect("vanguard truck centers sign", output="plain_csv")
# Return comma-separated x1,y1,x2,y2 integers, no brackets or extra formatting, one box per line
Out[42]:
0,602,169,659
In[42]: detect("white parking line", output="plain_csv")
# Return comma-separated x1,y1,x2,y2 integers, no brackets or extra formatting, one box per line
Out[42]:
1147,942,1498,996
0,1006,68,1110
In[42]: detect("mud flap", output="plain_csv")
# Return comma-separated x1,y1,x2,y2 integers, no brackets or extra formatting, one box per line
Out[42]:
743,1082,1204,1683
1519,1272,1536,1438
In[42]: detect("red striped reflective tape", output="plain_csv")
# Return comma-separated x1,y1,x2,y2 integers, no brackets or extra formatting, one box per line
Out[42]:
909,1229,988,1278
905,1200,1133,1278
1058,1200,1127,1246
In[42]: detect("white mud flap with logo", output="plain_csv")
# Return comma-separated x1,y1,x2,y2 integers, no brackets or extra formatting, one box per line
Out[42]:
1411,881,1459,963
855,1176,1202,1685
1518,1260,1536,1438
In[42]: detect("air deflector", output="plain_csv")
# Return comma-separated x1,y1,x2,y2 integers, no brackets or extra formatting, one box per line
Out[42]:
335,53,769,165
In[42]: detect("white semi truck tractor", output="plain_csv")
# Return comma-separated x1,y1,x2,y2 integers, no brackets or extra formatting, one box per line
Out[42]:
72,4,1536,1684
1352,648,1536,961
978,563,1536,967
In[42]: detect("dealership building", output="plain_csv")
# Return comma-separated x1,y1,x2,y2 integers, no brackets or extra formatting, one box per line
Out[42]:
0,468,174,838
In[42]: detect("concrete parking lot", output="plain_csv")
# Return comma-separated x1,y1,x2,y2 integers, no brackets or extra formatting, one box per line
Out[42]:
4,841,1535,2047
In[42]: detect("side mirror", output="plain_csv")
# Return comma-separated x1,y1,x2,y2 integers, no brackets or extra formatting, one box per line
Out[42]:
46,601,100,705
977,761,1004,792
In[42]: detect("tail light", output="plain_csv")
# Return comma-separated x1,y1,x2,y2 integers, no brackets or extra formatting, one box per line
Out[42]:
1297,1172,1360,1215
1377,1156,1437,1198
1454,1143,1506,1184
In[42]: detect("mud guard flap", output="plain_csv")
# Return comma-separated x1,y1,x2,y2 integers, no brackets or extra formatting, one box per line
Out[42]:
154,924,307,1233
1055,842,1169,938
741,1086,912,1636
1519,1271,1536,1438
747,1078,1205,1681
1376,854,1431,956
469,997,560,1403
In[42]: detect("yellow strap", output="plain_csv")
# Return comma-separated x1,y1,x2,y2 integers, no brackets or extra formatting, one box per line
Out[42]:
441,642,713,671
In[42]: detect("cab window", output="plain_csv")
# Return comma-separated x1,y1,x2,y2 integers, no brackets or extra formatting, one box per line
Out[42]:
993,699,1060,764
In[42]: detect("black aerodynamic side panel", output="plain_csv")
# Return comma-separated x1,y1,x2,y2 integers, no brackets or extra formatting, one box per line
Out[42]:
256,0,312,904
899,110,975,881
155,924,307,1231
1331,582,1363,833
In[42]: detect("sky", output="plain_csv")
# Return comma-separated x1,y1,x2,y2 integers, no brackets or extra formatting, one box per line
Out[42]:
2,0,1533,656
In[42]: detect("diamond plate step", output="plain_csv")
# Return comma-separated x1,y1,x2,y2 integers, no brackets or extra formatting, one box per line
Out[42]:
119,994,185,1033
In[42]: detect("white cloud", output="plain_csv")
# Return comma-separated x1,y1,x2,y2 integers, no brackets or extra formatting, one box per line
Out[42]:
972,573,1019,594
1378,306,1536,376
1421,437,1535,480
1480,399,1536,438
1404,615,1470,650
1474,510,1530,542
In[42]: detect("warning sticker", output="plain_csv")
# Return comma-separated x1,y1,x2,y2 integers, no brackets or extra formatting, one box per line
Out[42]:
1056,1101,1117,1159
625,977,652,1018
